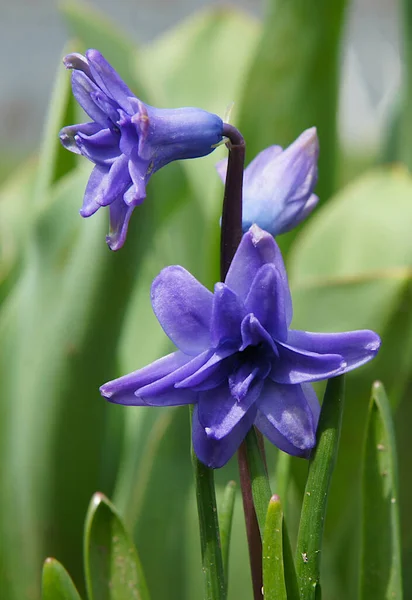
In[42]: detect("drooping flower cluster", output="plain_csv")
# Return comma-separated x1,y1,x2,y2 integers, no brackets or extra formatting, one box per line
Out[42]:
100,225,380,468
216,128,319,236
59,50,223,250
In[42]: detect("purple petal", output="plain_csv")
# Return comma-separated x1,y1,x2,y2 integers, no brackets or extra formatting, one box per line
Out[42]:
106,197,135,251
245,264,288,342
255,380,317,456
215,145,283,187
240,314,277,354
151,266,213,355
124,152,149,206
94,154,131,207
100,351,190,405
272,342,345,384
286,329,381,372
137,350,212,401
64,53,93,79
175,347,235,390
197,383,259,439
276,193,319,234
229,363,262,402
210,283,245,347
59,122,101,154
71,71,108,126
225,226,293,325
192,402,256,468
81,164,108,217
86,49,135,113
75,127,120,166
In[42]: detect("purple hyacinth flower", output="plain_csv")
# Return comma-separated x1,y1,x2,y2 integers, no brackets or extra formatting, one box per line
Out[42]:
59,50,223,250
100,225,380,468
216,128,319,236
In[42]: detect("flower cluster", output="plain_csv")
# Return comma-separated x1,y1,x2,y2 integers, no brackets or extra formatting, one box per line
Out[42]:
101,225,380,468
59,50,223,250
60,50,381,468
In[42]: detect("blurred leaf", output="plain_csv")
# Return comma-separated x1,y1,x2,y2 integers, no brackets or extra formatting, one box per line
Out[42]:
34,43,78,209
41,558,82,600
238,0,348,236
295,376,345,600
360,381,403,600
288,167,412,598
262,496,287,600
84,493,150,600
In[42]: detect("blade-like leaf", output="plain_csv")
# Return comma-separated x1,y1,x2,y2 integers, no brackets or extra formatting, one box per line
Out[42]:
220,480,236,593
84,493,150,600
360,381,403,600
295,376,345,600
42,558,82,600
262,495,287,600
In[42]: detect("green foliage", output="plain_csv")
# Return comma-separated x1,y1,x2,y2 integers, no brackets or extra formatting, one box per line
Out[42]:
360,382,403,600
42,559,83,600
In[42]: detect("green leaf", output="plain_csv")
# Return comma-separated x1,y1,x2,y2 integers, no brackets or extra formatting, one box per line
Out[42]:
295,376,345,600
42,558,82,600
219,480,236,592
262,495,287,600
84,493,150,600
359,381,403,600
33,43,78,209
238,0,348,222
244,428,272,536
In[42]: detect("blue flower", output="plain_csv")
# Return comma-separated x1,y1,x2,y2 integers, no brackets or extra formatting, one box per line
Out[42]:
59,50,223,250
216,128,319,236
100,226,380,468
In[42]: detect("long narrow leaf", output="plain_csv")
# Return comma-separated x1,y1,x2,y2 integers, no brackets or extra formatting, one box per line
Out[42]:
42,558,82,600
220,480,236,591
359,381,403,599
263,495,287,600
295,375,345,600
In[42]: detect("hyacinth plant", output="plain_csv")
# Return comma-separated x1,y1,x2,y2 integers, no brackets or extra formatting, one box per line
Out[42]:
1,3,408,600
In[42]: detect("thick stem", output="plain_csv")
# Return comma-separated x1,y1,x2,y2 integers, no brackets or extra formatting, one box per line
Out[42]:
220,124,263,600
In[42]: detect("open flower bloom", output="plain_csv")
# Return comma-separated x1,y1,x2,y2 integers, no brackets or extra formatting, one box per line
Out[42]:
216,128,319,236
59,50,223,250
101,225,380,468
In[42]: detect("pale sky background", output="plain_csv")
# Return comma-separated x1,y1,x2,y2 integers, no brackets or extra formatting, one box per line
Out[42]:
0,0,402,155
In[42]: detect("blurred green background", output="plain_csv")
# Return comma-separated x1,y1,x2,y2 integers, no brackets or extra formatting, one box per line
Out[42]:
0,0,411,599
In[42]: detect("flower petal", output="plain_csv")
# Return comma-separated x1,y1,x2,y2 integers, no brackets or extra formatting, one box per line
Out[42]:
100,351,190,405
75,127,120,166
210,283,245,347
245,264,288,342
95,154,131,207
192,402,256,468
240,314,277,355
80,164,108,217
272,341,345,384
86,49,135,113
59,122,101,154
106,197,135,251
286,329,381,372
151,266,213,355
225,225,293,325
71,71,108,126
255,380,317,456
175,347,235,390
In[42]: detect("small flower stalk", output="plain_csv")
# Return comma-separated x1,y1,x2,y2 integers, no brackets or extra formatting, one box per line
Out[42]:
59,50,223,250
216,128,319,236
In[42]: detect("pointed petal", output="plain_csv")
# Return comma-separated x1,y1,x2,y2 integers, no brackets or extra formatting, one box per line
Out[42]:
124,153,148,206
255,380,317,456
86,49,135,113
64,53,93,79
106,197,135,251
95,154,131,207
75,127,120,166
71,71,108,126
100,351,190,405
175,347,235,390
151,266,213,355
192,402,256,468
240,314,277,355
276,193,319,234
286,329,381,372
210,283,245,347
136,350,212,401
59,122,101,154
243,145,283,186
80,164,108,217
272,341,345,384
225,225,293,325
245,264,288,342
